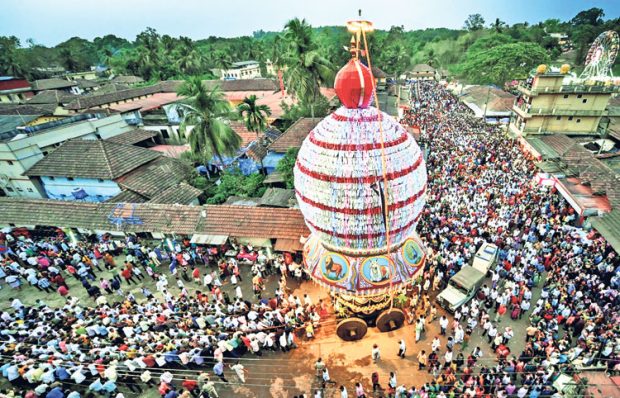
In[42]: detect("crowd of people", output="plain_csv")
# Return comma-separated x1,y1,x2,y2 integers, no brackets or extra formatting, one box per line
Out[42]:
0,80,618,398
367,80,620,397
0,234,324,397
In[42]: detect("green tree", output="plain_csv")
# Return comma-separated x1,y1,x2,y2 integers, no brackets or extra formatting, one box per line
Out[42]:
467,34,514,55
571,8,605,26
464,14,486,31
238,95,271,138
0,36,25,77
177,77,242,167
491,18,507,33
282,18,334,103
206,168,266,204
461,42,550,85
59,48,79,72
276,147,300,189
238,94,271,172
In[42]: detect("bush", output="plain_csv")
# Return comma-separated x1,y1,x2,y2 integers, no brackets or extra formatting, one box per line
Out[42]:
205,168,266,204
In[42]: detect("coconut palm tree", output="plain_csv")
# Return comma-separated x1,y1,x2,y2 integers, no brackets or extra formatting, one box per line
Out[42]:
282,18,334,103
0,36,25,77
238,95,272,172
177,77,242,169
238,95,271,138
60,48,79,72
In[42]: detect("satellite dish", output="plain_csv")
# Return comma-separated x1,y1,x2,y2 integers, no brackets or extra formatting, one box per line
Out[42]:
0,174,9,188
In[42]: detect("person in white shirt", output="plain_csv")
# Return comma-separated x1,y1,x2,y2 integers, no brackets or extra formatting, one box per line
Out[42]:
439,316,448,335
230,361,246,383
444,349,453,366
371,344,380,362
398,340,406,359
432,336,441,352
340,385,348,398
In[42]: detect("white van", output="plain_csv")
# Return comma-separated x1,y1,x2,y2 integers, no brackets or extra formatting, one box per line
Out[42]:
472,242,498,275
437,266,486,313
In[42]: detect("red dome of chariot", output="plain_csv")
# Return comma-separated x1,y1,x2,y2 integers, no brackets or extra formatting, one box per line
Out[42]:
334,59,375,109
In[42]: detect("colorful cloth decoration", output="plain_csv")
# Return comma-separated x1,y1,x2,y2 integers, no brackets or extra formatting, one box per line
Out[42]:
295,58,428,297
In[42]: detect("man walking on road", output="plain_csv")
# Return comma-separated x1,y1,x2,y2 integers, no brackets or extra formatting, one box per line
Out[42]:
397,340,406,359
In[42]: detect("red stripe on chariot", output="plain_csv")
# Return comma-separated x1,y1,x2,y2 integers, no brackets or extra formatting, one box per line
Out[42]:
295,185,426,215
295,153,424,184
308,130,409,151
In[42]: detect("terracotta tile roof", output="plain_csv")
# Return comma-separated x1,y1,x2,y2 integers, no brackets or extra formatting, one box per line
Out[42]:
106,190,149,203
90,83,131,95
410,64,435,73
108,92,182,113
104,128,158,145
149,182,202,205
111,75,144,85
100,202,201,234
32,78,76,91
246,141,268,162
229,121,258,147
268,117,321,152
158,79,278,93
0,198,309,239
0,103,56,116
0,198,101,228
204,79,278,92
157,80,183,93
65,85,162,110
590,209,620,253
75,79,100,89
259,188,296,208
371,66,387,78
116,157,190,198
195,205,309,239
25,140,161,179
27,90,76,105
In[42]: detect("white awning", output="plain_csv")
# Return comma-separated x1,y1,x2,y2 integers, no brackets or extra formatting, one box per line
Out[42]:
190,234,229,245
236,237,272,248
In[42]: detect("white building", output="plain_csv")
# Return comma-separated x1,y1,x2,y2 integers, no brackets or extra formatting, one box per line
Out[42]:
220,61,261,80
0,114,132,198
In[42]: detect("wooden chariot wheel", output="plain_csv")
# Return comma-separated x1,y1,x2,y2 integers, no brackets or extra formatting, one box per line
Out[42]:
336,318,368,341
376,308,405,332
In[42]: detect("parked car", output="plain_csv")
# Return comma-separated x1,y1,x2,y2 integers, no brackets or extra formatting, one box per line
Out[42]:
472,242,499,275
437,266,486,313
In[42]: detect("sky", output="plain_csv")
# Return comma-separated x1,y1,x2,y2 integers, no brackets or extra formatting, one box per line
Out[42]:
1,0,619,46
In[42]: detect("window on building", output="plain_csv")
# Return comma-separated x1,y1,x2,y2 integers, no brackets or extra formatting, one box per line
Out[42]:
582,99,587,104
563,94,569,99
577,94,583,98
98,179,104,183
16,187,23,192
27,188,33,192
568,116,574,121
160,129,170,139
577,119,581,123
7,160,13,165
556,116,561,120
48,176,55,180
6,187,14,192
67,177,74,181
